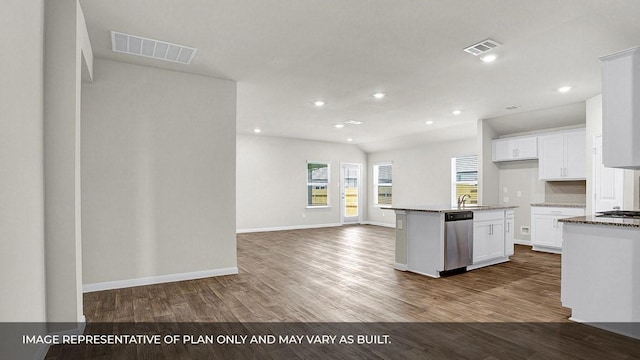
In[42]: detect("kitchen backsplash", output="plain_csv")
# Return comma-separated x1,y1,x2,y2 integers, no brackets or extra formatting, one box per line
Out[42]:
544,180,587,204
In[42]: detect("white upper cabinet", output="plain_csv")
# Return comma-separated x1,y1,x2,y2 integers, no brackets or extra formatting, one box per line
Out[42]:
492,135,538,162
538,129,586,181
600,46,640,169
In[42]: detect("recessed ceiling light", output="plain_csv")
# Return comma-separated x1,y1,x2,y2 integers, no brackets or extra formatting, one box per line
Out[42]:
452,110,462,115
347,138,353,142
334,124,344,128
314,100,326,107
344,120,363,125
372,92,386,99
426,120,435,125
253,128,262,133
481,54,497,63
505,105,520,110
558,86,572,93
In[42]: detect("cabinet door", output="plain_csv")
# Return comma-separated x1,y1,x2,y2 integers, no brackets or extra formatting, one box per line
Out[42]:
492,139,514,161
555,218,565,248
487,222,505,259
538,133,565,180
515,137,538,159
473,222,491,263
531,215,557,247
564,130,586,179
473,221,504,263
505,217,515,256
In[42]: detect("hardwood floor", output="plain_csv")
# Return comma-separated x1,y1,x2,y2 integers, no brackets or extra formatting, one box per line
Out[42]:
46,225,640,359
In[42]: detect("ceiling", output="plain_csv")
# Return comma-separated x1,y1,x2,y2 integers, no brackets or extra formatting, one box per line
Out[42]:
79,0,640,152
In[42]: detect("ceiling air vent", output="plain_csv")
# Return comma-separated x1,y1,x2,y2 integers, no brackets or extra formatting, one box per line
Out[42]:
463,38,501,56
111,31,197,65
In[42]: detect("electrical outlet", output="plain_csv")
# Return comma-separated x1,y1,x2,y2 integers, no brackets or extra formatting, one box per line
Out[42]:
517,191,522,197
503,187,508,193
520,226,530,235
397,219,403,230
503,196,510,203
382,211,385,216
302,213,306,219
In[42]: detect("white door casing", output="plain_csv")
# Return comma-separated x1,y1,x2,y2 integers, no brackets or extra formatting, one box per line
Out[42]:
593,135,624,213
340,163,362,224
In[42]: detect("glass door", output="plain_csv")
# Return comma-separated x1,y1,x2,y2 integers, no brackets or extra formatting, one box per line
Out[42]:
341,163,361,224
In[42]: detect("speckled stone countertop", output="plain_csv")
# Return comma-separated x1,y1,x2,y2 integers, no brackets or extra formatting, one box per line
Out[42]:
388,205,518,213
530,203,586,208
558,216,640,228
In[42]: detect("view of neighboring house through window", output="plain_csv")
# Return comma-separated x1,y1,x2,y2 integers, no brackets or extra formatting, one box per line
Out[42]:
373,163,392,206
307,162,329,207
451,155,478,205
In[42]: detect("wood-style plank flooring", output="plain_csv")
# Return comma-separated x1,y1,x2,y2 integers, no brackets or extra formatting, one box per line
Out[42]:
84,225,569,323
47,225,640,359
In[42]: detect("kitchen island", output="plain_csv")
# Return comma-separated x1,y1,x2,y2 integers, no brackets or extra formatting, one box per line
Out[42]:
389,205,517,278
558,216,640,339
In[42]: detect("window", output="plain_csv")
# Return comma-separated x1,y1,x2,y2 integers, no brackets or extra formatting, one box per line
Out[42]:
373,163,392,206
307,162,329,207
451,155,478,205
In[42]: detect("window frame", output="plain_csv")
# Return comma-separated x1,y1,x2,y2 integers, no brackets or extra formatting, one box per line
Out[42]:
306,161,331,208
451,155,478,206
373,162,393,207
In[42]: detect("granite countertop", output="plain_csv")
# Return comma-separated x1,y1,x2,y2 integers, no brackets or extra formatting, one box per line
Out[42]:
530,203,586,208
388,204,518,213
558,216,640,228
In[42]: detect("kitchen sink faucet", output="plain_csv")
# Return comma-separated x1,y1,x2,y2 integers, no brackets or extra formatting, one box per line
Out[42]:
457,194,470,207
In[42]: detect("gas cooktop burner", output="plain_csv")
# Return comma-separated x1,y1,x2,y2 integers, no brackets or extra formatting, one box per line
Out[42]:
596,210,640,219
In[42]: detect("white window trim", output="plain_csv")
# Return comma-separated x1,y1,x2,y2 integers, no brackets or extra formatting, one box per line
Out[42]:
306,161,330,207
451,156,478,206
373,162,393,207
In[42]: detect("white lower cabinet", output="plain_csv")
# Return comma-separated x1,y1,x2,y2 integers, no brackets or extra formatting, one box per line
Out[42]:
505,210,515,256
531,206,585,253
473,210,506,264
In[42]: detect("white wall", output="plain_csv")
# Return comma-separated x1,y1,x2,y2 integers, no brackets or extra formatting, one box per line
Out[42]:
496,161,544,242
0,0,46,322
367,139,477,226
43,0,90,325
81,59,237,286
0,1,48,358
478,120,500,205
237,135,367,231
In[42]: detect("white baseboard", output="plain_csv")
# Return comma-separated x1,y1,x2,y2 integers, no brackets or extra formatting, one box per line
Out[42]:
394,263,408,271
514,238,531,246
37,316,86,359
467,257,509,271
83,267,238,293
237,223,342,233
361,221,396,228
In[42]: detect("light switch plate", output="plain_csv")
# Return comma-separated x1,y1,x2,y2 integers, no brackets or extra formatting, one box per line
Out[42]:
397,219,403,230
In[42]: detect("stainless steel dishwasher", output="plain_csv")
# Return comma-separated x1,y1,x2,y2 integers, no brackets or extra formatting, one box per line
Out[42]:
444,211,473,271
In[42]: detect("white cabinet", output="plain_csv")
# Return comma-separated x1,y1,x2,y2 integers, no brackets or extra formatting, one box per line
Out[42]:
492,135,538,162
473,211,505,264
600,46,640,169
505,210,514,256
530,206,585,253
538,129,586,181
